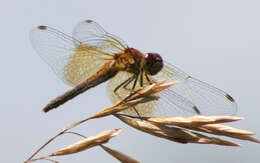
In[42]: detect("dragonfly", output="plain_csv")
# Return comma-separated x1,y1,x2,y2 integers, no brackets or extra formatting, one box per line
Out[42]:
30,19,237,117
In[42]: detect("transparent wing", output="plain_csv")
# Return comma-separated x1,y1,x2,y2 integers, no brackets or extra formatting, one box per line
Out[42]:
151,62,238,116
107,71,200,117
107,62,237,117
72,20,128,54
30,25,117,86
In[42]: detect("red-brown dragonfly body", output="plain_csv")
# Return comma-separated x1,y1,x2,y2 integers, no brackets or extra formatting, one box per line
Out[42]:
43,47,163,112
31,20,237,117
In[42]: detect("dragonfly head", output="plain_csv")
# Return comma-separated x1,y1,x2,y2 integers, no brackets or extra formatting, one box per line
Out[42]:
144,53,163,75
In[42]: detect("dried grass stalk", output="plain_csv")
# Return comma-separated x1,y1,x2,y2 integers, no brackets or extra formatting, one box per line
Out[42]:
25,81,177,162
144,116,244,127
143,116,259,143
50,128,124,156
100,145,140,163
188,124,260,143
115,114,240,146
125,80,180,100
30,157,59,163
25,80,259,163
90,80,179,119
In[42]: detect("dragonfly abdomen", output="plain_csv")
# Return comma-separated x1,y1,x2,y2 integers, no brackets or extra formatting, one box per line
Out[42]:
43,62,118,112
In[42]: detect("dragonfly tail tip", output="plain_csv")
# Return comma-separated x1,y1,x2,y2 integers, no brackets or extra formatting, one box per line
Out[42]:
42,106,53,113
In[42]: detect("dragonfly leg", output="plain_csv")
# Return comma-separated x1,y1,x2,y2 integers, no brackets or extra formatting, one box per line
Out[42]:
130,74,143,119
113,75,135,93
113,74,143,119
131,74,138,92
120,74,138,91
113,75,136,104
133,106,143,119
122,75,136,90
140,69,144,87
115,74,138,101
145,73,155,85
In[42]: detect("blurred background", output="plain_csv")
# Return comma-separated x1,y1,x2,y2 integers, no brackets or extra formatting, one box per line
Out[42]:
1,0,259,162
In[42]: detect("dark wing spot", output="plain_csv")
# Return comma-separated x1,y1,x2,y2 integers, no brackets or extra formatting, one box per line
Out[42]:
86,20,93,23
226,94,235,102
193,106,201,114
38,26,47,30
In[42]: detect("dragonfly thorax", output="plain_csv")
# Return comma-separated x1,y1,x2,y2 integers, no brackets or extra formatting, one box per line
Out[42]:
144,53,163,75
114,48,146,75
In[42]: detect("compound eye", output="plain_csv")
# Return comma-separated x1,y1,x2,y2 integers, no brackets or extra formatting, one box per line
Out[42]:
145,53,163,75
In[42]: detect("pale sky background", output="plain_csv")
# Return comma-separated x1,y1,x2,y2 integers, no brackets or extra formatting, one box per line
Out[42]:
1,0,260,162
